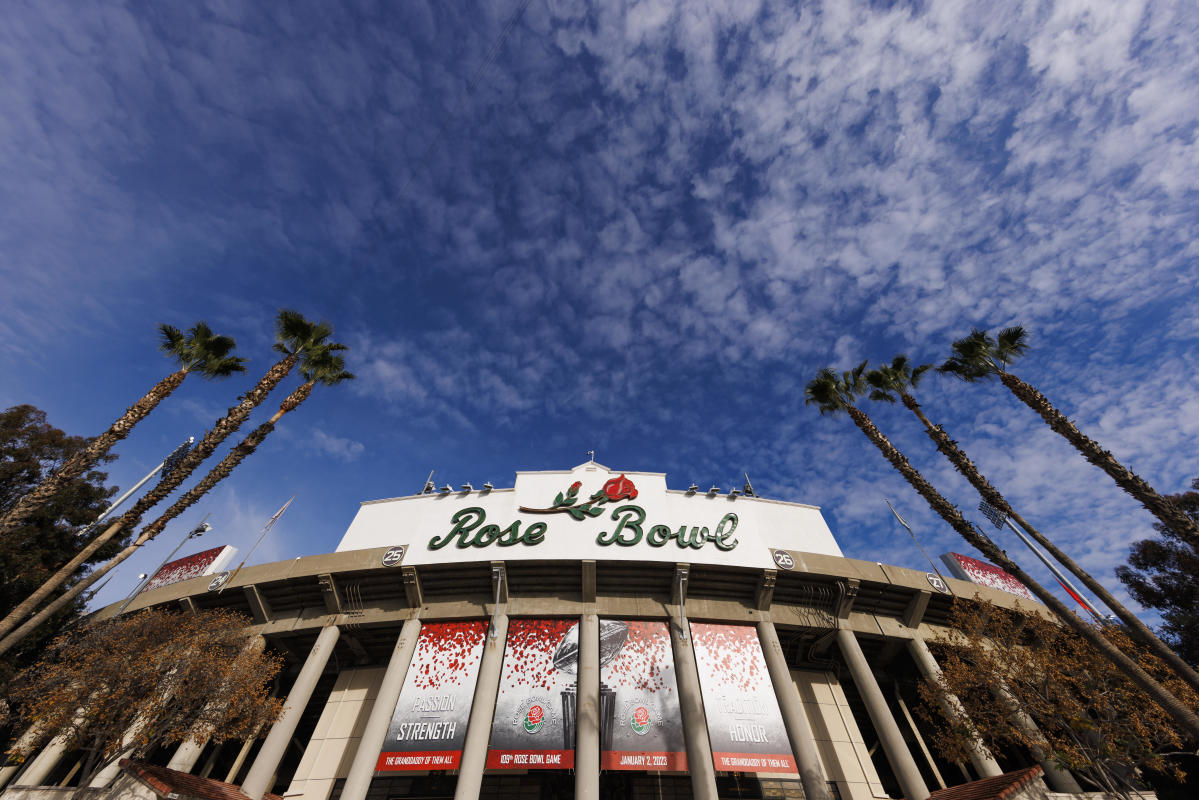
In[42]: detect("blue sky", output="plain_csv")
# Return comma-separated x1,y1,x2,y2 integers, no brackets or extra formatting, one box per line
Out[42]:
2,0,1197,617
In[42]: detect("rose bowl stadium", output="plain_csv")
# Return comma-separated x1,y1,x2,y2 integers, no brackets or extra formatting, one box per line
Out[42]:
0,463,1085,800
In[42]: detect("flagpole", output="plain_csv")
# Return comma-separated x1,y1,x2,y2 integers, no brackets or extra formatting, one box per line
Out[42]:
218,495,295,592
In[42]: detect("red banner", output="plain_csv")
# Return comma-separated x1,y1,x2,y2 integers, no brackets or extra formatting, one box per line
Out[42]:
484,749,575,770
601,751,687,770
712,752,798,772
376,751,461,770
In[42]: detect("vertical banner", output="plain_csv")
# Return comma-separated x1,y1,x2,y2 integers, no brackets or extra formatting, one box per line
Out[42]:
487,618,578,770
690,622,797,774
377,620,488,771
600,620,687,771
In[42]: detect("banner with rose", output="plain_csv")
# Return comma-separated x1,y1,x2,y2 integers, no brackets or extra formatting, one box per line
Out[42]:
486,618,578,769
600,620,687,771
377,620,488,771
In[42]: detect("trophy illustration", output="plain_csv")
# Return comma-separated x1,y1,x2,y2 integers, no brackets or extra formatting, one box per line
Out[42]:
552,620,629,751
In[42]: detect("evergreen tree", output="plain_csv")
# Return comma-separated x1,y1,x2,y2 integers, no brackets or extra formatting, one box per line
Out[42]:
0,406,119,686
1118,479,1199,666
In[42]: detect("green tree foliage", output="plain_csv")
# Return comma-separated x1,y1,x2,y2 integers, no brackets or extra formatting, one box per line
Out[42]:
0,406,119,685
1118,479,1199,666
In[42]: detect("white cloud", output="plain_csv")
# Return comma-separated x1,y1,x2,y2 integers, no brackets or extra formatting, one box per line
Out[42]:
306,429,366,463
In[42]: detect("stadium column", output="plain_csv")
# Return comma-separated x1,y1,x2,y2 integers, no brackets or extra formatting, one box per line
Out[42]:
835,628,930,800
453,606,508,800
669,615,719,800
575,612,600,800
168,635,268,774
906,637,1002,778
996,684,1083,793
0,723,46,788
757,619,830,800
7,728,72,787
340,616,423,800
242,624,341,800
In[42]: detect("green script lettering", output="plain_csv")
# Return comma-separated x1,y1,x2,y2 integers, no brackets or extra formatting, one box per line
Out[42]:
429,507,485,550
713,512,739,550
676,525,708,549
430,505,739,552
647,524,673,546
598,505,645,546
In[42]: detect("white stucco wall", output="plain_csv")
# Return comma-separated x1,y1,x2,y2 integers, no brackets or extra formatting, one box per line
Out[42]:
285,667,384,800
792,670,888,800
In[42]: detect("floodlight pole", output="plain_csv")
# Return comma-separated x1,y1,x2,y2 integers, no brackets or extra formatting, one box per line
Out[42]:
116,516,211,614
1002,516,1105,621
978,501,1105,623
79,437,194,537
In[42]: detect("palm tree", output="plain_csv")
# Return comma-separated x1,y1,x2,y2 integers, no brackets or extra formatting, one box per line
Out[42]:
0,348,354,657
0,323,245,537
0,310,335,643
805,364,1199,741
867,355,1199,694
939,327,1199,550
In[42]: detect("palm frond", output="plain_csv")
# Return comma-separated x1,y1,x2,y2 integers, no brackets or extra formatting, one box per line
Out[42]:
806,365,864,414
158,325,186,358
939,329,998,381
995,326,1029,369
298,343,354,386
274,309,335,356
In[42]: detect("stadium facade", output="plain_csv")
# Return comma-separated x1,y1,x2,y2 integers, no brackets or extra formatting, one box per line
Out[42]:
1,462,1082,800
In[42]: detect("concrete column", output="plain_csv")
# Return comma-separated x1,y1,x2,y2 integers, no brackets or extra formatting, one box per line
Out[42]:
340,617,423,800
242,624,340,800
168,635,268,774
758,620,829,800
224,732,260,784
996,685,1082,793
575,613,600,800
0,723,45,788
166,737,207,774
89,716,150,787
10,731,71,787
836,628,929,800
669,618,718,800
906,637,1002,779
454,611,508,800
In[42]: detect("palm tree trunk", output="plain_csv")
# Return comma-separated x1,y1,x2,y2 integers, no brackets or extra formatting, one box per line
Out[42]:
0,369,189,537
0,381,315,657
999,372,1199,549
0,356,298,643
843,405,1199,741
899,392,1199,693
0,425,275,657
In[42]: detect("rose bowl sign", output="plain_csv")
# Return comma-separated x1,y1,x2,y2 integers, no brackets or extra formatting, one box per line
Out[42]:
336,464,842,570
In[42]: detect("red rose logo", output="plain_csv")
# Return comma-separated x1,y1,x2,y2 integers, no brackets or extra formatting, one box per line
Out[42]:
528,705,543,724
602,474,638,501
634,707,649,726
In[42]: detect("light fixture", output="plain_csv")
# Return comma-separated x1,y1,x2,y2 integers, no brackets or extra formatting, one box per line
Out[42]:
438,484,452,494
461,483,473,492
482,482,494,491
687,483,699,494
707,486,720,496
728,488,741,497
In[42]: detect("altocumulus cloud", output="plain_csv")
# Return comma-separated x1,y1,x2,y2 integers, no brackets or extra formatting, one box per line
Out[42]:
1,0,1198,617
